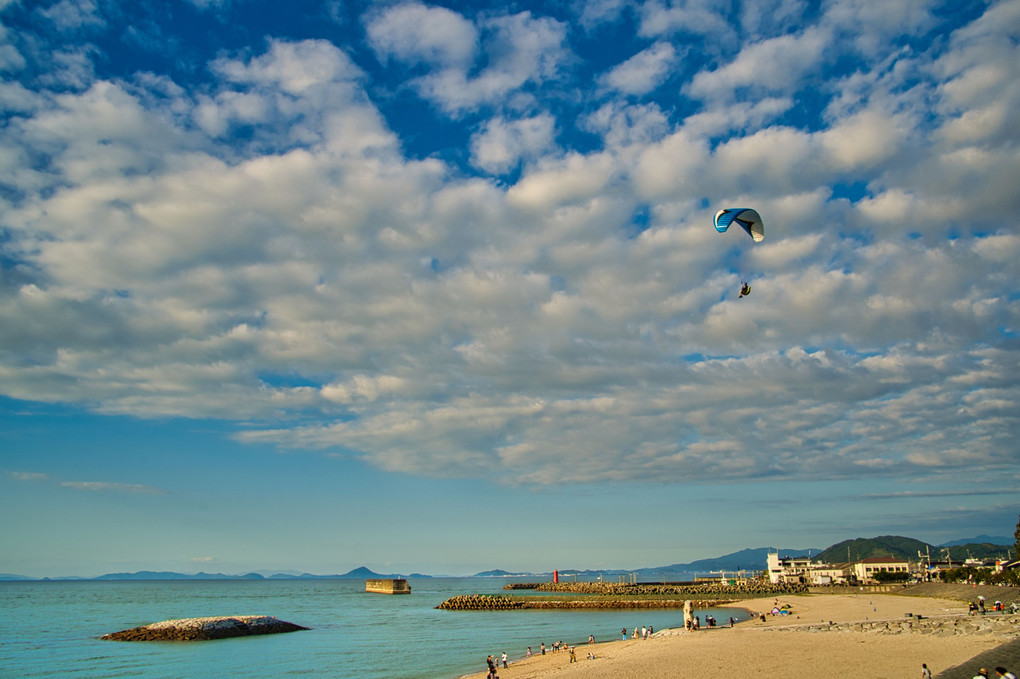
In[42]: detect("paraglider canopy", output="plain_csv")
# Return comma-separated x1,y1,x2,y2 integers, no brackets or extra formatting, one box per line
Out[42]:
714,208,764,242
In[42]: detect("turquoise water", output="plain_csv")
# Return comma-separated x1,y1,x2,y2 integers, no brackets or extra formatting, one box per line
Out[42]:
0,578,747,678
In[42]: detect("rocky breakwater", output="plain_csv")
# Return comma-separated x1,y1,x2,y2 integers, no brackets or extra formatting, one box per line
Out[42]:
101,615,309,641
436,595,528,610
507,582,808,597
436,594,731,611
761,613,1020,639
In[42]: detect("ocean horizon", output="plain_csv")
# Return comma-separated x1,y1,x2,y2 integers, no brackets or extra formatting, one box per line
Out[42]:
0,577,747,678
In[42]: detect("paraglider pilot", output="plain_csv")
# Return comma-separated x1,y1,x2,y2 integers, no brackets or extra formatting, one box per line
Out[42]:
739,281,751,298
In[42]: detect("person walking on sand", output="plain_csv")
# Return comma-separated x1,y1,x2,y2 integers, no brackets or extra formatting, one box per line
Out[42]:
501,652,508,668
922,663,932,679
569,647,576,663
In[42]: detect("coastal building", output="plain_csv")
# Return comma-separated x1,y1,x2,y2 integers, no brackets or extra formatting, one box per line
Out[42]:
766,553,848,585
851,557,910,582
767,553,813,584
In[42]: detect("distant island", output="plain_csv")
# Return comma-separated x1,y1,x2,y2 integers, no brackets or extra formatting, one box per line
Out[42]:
2,534,1012,582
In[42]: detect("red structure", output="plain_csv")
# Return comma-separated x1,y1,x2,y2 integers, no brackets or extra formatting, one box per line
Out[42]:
553,570,559,583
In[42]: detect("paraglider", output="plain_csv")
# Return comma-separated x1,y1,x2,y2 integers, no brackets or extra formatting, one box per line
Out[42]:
714,208,764,298
713,208,764,242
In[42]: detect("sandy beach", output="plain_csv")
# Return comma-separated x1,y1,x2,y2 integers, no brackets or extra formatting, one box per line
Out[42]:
463,593,1011,679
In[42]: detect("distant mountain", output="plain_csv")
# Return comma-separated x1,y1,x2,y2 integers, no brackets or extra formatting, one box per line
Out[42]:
93,571,266,580
667,547,819,573
266,567,431,580
474,569,536,577
939,535,1012,547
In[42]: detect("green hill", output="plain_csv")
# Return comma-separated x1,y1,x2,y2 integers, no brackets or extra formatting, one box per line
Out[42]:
815,536,933,563
815,536,1014,564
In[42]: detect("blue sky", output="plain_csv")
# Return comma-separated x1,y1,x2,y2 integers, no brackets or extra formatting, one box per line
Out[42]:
1,0,1018,578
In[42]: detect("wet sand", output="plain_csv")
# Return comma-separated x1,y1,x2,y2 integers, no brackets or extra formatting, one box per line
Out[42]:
461,593,1003,679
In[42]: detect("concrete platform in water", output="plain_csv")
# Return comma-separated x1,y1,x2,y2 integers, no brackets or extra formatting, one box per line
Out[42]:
365,578,411,594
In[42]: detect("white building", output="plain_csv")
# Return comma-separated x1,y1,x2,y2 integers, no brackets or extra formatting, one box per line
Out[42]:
851,556,910,582
766,553,848,585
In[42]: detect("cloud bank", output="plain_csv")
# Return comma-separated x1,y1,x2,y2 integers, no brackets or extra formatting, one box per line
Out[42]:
1,0,1017,490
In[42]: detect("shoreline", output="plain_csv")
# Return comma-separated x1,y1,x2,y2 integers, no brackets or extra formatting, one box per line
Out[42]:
455,592,1018,679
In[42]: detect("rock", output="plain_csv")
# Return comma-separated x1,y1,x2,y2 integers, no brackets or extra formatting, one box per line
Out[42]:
101,615,308,641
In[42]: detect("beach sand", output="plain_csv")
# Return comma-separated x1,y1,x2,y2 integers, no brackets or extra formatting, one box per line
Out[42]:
462,593,1001,679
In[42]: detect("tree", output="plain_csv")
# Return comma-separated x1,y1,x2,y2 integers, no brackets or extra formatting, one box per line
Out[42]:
1014,513,1019,560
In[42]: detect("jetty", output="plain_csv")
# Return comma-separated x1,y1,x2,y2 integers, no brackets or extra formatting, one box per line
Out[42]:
366,578,411,594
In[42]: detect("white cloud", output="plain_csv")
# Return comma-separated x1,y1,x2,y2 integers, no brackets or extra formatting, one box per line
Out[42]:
60,481,168,494
38,0,105,32
601,42,677,96
822,0,936,53
686,25,831,101
213,39,364,95
368,9,570,115
10,472,49,481
638,0,732,38
506,151,616,211
365,2,478,68
470,113,556,174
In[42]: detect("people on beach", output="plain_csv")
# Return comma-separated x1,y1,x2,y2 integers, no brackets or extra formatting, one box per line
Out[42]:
540,642,545,655
588,634,594,644
621,628,627,640
922,663,932,679
501,652,508,668
526,647,532,658
996,667,1018,679
569,647,577,663
974,669,989,679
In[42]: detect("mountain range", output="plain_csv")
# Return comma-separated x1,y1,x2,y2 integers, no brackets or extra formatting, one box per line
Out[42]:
2,535,1012,582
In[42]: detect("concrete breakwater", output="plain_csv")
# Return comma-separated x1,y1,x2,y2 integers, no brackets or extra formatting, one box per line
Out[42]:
438,582,807,611
101,615,308,641
762,613,1020,639
435,594,731,611
504,582,808,597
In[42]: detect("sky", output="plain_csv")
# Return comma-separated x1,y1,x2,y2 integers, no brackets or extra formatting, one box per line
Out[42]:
1,0,1018,578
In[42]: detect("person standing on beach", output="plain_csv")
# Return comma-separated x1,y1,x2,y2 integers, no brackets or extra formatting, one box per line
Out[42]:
540,642,545,655
621,628,627,640
501,652,507,668
922,663,932,679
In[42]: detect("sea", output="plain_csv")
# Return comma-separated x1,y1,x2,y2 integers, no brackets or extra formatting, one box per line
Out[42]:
0,577,748,678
